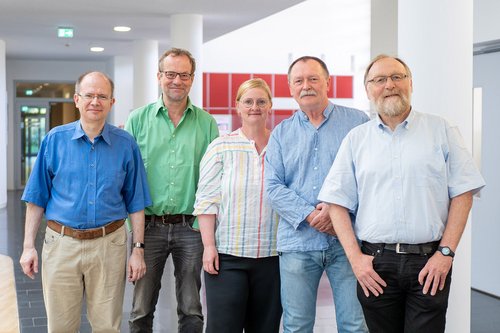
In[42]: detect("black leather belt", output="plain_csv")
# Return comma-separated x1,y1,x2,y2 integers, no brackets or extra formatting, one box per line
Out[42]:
362,241,439,255
145,214,193,224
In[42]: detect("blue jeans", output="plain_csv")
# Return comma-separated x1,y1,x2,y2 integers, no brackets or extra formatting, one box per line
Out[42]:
129,218,204,333
279,240,368,333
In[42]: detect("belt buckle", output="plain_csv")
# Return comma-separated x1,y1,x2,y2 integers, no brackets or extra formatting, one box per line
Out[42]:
161,215,167,224
395,243,408,254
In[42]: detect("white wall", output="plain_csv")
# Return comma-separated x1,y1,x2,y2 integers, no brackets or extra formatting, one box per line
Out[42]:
472,52,500,296
6,59,111,190
203,0,371,112
474,0,500,43
0,41,6,208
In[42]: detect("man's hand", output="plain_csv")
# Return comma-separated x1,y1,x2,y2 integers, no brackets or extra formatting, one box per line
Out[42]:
351,253,387,297
309,203,336,236
418,252,453,296
128,248,146,282
203,245,219,275
20,247,39,279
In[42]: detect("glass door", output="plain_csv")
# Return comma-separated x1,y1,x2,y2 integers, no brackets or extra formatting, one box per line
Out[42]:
20,104,48,186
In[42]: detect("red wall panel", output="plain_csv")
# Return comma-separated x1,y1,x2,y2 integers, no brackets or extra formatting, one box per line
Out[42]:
208,73,230,107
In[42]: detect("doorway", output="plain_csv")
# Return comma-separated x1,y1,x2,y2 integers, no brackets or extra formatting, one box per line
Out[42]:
18,100,79,186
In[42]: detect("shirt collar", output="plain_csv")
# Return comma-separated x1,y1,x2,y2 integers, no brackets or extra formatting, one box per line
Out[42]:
71,120,111,145
376,108,414,132
297,101,334,121
154,95,194,117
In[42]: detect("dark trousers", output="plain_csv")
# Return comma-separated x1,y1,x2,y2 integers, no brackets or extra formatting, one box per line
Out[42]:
204,254,282,333
129,219,204,333
358,243,451,333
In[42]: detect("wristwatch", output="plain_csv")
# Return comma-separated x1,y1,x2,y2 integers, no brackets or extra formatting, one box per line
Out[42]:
133,242,145,249
437,246,455,258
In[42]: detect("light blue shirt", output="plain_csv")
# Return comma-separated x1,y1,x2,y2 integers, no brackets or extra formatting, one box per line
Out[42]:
319,110,485,244
22,120,152,229
265,102,369,252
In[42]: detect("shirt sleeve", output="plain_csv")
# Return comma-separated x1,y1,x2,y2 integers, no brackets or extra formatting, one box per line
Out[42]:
122,142,152,213
264,129,315,229
318,134,359,212
21,134,52,209
193,140,222,216
445,124,486,198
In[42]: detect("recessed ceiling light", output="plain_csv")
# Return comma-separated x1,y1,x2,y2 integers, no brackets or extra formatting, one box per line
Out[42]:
90,46,104,52
57,27,74,38
114,26,131,32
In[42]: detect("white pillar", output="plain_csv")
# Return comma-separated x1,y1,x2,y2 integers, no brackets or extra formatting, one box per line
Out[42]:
112,56,134,128
0,40,7,209
372,1,473,332
133,40,159,109
170,14,203,106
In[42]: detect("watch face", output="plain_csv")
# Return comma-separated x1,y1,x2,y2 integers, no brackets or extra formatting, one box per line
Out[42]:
441,247,450,255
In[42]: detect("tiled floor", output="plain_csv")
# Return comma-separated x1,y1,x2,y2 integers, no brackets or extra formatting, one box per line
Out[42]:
1,190,500,332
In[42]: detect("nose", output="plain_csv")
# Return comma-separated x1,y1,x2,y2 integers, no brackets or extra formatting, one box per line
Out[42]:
384,77,397,89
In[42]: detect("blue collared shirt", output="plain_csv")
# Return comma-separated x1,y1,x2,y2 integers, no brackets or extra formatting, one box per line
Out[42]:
22,120,152,229
319,110,486,244
265,102,369,252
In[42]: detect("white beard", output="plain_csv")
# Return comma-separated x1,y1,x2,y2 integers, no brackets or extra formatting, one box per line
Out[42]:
372,93,411,117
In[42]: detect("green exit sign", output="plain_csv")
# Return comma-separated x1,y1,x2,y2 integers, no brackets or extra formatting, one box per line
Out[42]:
58,27,74,38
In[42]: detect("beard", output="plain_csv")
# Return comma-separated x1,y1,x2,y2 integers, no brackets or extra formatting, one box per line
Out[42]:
371,92,411,117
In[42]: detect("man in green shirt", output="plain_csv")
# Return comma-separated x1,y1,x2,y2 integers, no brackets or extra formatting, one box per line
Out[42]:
126,48,219,333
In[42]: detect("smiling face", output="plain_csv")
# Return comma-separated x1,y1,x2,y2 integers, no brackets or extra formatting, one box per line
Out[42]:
74,72,115,126
288,59,330,113
158,54,194,104
365,57,413,118
236,87,272,128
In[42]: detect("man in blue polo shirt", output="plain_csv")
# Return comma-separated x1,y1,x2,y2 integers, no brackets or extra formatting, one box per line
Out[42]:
19,71,151,333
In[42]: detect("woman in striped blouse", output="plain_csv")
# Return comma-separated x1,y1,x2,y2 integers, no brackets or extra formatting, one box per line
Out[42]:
194,78,281,332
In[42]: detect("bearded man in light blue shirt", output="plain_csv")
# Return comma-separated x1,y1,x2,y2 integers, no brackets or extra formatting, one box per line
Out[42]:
319,55,485,333
265,56,369,333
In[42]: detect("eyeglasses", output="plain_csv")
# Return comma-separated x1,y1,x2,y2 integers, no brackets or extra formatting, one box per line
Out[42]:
239,98,269,109
366,74,408,86
160,71,193,81
77,93,112,101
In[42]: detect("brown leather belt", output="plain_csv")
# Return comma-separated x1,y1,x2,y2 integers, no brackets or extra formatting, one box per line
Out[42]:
47,219,125,240
145,214,193,224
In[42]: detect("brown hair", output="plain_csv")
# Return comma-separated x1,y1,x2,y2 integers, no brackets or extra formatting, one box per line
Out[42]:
158,47,196,74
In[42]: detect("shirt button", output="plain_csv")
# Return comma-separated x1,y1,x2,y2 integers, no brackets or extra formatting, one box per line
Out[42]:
91,146,95,150
172,134,176,138
90,164,94,167
314,148,318,151
170,198,174,201
313,167,318,170
89,201,94,205
171,182,174,185
313,186,317,190
170,166,174,169
171,150,175,153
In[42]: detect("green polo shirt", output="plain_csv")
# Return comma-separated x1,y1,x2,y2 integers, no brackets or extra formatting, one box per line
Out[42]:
125,96,219,216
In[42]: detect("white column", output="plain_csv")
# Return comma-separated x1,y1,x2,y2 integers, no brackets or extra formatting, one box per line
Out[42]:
112,56,134,127
133,40,159,109
0,40,7,208
371,1,473,332
170,14,203,106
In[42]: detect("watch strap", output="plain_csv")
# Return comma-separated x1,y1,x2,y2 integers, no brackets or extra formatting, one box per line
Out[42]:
133,242,145,249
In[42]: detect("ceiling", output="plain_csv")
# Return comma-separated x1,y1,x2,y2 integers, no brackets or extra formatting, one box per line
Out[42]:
0,0,305,61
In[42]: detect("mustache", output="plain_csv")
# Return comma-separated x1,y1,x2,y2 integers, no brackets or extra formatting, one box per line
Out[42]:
300,89,317,98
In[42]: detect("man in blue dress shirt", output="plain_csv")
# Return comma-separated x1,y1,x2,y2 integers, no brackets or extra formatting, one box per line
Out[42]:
265,56,369,332
19,71,152,333
319,55,485,333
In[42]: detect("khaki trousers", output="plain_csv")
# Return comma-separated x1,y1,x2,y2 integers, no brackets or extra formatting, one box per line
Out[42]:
42,224,127,333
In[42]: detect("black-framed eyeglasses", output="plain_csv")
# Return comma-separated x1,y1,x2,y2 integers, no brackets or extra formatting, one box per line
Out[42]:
77,93,112,101
160,71,193,81
366,74,408,86
239,98,269,109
